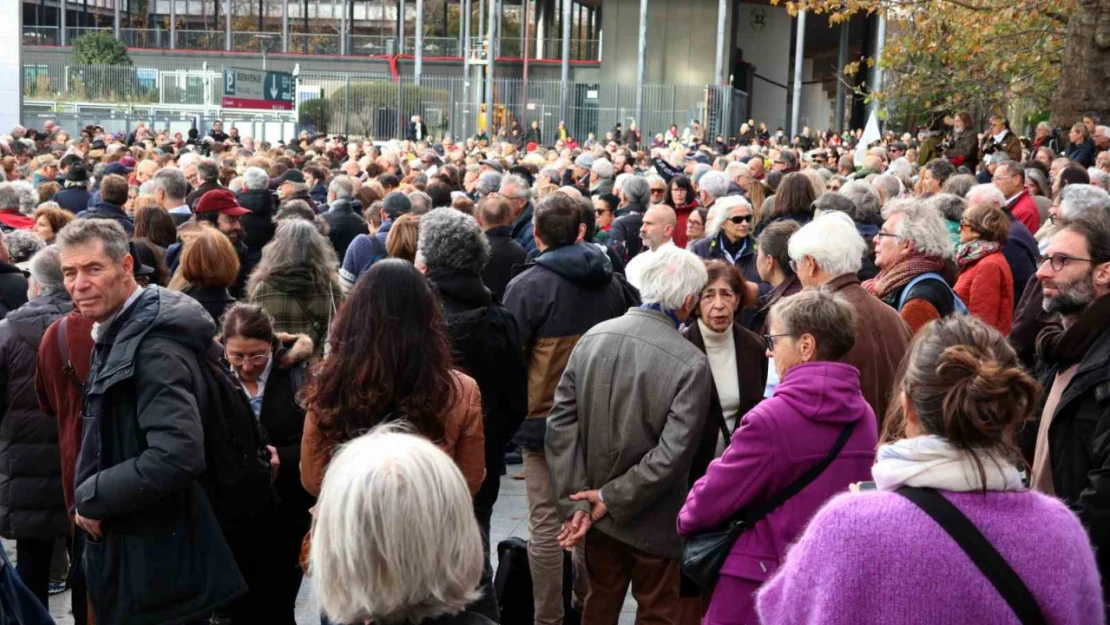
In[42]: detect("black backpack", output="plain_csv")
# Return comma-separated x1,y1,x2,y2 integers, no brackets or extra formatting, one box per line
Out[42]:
196,342,275,529
494,537,580,625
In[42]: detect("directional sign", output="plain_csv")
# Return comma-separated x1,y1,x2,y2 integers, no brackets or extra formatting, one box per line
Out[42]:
221,68,295,111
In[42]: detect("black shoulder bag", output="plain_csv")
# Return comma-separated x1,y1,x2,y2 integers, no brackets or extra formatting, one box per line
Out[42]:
896,487,1046,625
681,420,856,592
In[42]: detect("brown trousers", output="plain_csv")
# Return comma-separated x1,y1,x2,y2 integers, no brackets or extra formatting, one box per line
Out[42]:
581,530,681,625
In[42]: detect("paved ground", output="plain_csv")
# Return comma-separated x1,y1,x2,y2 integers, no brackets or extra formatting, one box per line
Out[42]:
16,471,637,624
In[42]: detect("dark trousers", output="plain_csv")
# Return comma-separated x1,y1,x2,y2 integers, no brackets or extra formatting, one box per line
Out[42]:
468,472,501,622
582,530,681,625
15,538,54,610
70,531,90,625
225,499,311,625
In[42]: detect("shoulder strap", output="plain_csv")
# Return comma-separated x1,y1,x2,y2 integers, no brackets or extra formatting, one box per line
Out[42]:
56,316,82,388
896,487,1046,625
896,272,945,311
738,420,857,527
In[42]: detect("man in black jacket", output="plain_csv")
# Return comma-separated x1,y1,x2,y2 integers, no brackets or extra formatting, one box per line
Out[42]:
1029,211,1110,610
476,195,527,301
417,207,528,622
237,166,278,266
0,232,28,320
53,162,93,214
608,175,651,263
58,219,246,625
77,174,134,235
186,159,223,210
321,175,368,261
406,115,429,143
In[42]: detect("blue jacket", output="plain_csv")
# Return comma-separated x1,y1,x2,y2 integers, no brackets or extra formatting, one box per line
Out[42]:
77,202,134,235
510,203,537,257
53,186,93,214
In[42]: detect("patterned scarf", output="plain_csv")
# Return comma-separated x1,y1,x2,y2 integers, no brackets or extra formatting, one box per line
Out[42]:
862,252,947,300
954,239,1002,268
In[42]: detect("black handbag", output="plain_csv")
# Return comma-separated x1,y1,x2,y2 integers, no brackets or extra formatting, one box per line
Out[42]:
681,421,856,592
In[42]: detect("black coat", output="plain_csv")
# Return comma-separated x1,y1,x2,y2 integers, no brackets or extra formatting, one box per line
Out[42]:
0,263,28,321
428,267,527,509
608,201,648,263
77,202,134,235
1067,138,1098,168
406,121,430,142
236,188,277,253
186,181,223,211
52,186,93,214
482,225,527,302
75,288,246,625
322,199,369,261
183,285,236,326
0,291,72,540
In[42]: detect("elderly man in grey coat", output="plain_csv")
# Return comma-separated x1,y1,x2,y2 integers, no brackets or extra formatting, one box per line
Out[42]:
546,245,712,625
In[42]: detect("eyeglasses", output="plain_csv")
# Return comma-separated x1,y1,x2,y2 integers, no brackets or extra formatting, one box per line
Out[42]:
729,215,753,225
1040,253,1098,272
959,220,972,229
227,353,271,367
650,188,666,194
764,333,791,351
594,208,611,215
876,231,901,239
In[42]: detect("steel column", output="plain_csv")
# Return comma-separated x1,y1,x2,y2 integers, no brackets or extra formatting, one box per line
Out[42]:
713,0,726,85
868,11,886,119
834,20,848,132
635,0,647,128
790,9,805,137
414,0,423,83
484,0,496,136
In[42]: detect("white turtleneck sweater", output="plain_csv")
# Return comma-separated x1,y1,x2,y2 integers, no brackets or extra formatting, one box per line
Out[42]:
698,319,741,455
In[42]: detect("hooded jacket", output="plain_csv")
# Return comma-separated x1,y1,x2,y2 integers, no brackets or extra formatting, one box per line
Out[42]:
678,362,877,622
321,198,368,261
0,263,28,321
0,291,72,540
608,201,648,263
503,243,640,449
236,188,277,255
74,287,246,625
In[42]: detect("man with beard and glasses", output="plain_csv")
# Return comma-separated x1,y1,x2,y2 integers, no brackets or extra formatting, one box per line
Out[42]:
1028,210,1110,611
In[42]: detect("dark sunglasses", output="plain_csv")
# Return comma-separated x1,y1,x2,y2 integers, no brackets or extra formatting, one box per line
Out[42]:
594,208,611,215
650,188,666,194
729,215,753,224
764,333,791,351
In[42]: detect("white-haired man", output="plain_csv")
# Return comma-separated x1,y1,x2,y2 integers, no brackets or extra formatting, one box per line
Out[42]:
788,211,912,425
590,158,615,197
547,245,711,625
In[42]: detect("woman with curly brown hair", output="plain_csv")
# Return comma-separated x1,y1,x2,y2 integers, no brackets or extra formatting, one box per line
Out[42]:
299,258,485,501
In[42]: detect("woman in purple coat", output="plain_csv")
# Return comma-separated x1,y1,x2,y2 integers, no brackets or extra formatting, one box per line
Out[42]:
757,316,1104,625
677,288,878,625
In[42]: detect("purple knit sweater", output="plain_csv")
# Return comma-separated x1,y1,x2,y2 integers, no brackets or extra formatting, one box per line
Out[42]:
757,489,1104,625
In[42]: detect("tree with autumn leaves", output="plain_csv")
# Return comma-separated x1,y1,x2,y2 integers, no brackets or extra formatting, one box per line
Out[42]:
775,0,1107,129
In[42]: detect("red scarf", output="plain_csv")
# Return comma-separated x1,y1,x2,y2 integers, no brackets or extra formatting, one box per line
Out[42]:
862,253,947,300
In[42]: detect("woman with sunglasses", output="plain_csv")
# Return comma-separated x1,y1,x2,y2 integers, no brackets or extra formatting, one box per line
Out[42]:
592,193,619,244
220,302,316,624
954,204,1014,334
678,288,876,625
693,196,765,328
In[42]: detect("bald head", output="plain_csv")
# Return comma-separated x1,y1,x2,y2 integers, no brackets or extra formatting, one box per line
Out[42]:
640,205,677,251
558,186,583,200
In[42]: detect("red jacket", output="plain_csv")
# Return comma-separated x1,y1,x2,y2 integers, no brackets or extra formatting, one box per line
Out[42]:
1009,190,1040,235
35,313,95,514
954,250,1014,335
0,208,33,230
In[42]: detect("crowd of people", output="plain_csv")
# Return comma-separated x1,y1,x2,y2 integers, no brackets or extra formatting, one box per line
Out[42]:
0,108,1108,625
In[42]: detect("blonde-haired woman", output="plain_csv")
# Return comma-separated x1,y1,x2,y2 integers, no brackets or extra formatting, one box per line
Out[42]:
310,426,490,625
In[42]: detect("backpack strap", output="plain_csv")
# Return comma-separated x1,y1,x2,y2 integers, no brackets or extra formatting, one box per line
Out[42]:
56,316,82,389
896,272,947,311
896,487,1046,625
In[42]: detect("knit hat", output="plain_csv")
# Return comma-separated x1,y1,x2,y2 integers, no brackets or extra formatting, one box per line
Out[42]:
574,153,595,169
382,191,412,218
195,189,251,216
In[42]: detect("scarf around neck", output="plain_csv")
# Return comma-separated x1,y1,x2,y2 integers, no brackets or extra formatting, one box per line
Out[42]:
1036,294,1110,368
862,252,947,300
955,239,1002,268
872,435,1024,492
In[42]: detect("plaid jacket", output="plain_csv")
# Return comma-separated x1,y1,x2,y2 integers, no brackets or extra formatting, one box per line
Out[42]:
249,278,344,357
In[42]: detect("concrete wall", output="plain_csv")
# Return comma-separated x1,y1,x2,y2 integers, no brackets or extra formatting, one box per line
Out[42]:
734,2,790,131
599,0,730,87
798,58,832,132
2,0,23,131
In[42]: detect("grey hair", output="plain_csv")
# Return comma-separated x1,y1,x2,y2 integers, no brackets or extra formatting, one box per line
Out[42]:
768,286,857,361
966,183,1006,210
872,174,903,203
409,191,433,215
883,198,954,259
725,161,750,178
813,192,860,222
329,175,355,200
310,426,483,625
927,193,967,223
1037,121,1055,134
699,171,730,200
417,207,491,273
10,181,36,215
591,158,614,179
477,171,503,197
839,180,883,225
243,166,270,191
788,211,865,276
623,176,650,206
55,219,130,263
941,173,977,198
1059,184,1110,221
613,173,634,195
1087,168,1110,190
706,196,753,239
6,230,44,264
692,164,712,184
248,218,340,296
1095,125,1110,139
196,159,220,183
637,245,708,310
0,183,20,211
27,244,64,294
498,174,531,199
538,166,562,185
150,167,190,200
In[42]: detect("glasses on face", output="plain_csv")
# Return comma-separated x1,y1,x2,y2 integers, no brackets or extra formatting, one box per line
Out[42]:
594,208,611,215
729,214,753,225
959,220,972,229
876,231,901,239
764,333,791,352
1040,253,1097,272
650,188,666,195
227,353,270,367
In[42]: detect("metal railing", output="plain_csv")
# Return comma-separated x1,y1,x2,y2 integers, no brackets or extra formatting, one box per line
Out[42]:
25,26,601,61
21,63,745,144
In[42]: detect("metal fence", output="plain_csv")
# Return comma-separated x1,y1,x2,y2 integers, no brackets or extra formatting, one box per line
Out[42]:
22,26,601,61
21,63,748,145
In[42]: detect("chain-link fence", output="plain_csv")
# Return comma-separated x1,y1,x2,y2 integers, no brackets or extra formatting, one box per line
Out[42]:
21,63,748,145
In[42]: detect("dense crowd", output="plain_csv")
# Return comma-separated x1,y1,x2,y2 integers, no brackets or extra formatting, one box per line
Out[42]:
0,109,1108,625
